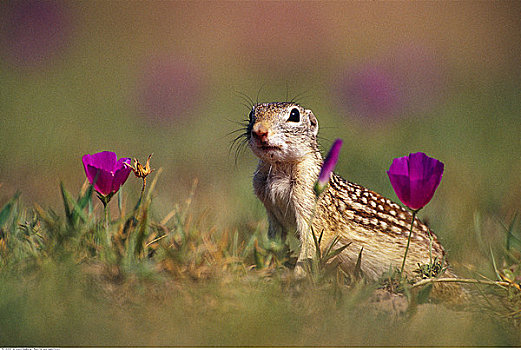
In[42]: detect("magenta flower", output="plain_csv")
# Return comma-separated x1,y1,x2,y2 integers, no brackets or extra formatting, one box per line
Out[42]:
82,151,132,198
315,139,343,195
387,152,444,211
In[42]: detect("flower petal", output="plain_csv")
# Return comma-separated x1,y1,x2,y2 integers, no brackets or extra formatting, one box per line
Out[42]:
112,161,132,193
388,156,410,177
386,172,411,207
82,154,97,184
318,139,343,186
387,152,444,210
117,157,132,168
86,165,114,196
408,178,430,210
407,152,429,181
88,151,118,172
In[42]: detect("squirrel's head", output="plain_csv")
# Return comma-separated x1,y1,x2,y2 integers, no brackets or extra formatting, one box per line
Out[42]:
246,102,319,163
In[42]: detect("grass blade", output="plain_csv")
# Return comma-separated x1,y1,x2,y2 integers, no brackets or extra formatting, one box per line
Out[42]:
490,247,502,281
324,242,351,262
311,226,322,261
323,236,350,262
77,183,94,212
473,212,486,256
323,236,339,260
60,182,72,224
503,213,519,251
61,186,90,226
134,201,150,257
354,247,364,279
61,182,93,228
232,230,239,257
253,239,264,269
0,191,21,227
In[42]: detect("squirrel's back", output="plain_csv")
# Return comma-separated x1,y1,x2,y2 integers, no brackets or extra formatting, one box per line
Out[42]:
317,172,447,280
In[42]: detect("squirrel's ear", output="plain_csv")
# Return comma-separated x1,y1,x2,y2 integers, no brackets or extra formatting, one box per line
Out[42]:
308,111,319,137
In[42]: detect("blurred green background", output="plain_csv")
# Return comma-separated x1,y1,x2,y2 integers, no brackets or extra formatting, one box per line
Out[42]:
1,1,520,270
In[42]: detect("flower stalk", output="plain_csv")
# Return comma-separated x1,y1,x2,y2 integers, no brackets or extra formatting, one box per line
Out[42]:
130,154,154,202
400,209,418,280
103,200,110,247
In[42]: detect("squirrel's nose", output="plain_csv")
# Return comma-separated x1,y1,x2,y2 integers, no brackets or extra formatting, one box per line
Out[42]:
252,124,269,143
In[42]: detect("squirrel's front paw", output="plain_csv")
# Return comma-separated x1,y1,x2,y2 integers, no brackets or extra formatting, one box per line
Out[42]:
294,258,315,279
294,262,308,279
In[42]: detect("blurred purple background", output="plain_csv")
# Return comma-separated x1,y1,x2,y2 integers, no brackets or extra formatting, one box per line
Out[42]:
1,0,72,69
335,45,447,124
0,1,519,218
135,55,205,124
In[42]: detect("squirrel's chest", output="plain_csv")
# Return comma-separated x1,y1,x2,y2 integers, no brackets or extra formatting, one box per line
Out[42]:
253,170,298,229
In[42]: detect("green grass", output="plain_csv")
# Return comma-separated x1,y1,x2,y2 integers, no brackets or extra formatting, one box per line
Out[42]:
0,168,520,347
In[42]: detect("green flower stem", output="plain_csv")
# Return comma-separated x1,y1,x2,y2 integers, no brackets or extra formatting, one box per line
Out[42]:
103,201,110,248
400,209,419,280
140,178,147,200
98,193,113,249
134,178,146,210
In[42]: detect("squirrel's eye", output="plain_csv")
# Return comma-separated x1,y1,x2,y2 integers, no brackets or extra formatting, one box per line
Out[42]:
288,108,300,122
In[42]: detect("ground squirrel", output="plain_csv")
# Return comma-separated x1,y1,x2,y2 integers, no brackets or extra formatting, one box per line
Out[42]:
243,101,454,283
